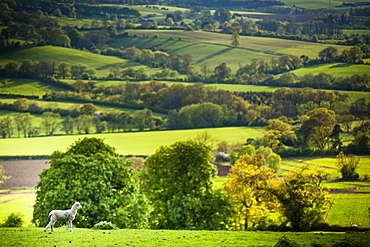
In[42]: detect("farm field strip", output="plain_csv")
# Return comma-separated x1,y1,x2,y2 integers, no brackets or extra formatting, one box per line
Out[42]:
0,127,264,156
291,63,370,79
0,98,150,116
125,30,322,52
1,227,368,247
283,0,370,9
0,46,159,78
0,78,64,97
327,194,370,227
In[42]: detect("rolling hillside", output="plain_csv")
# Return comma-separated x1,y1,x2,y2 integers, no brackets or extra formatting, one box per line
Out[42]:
0,46,161,78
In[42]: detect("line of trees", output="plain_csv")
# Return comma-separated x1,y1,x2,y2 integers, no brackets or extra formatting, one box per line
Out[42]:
0,100,162,138
32,136,346,231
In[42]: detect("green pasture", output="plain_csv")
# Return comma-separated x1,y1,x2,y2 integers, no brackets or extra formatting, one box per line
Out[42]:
0,190,35,227
327,194,370,227
342,30,370,36
0,98,152,116
0,78,64,97
0,127,264,156
283,0,370,9
281,156,370,180
291,63,370,79
111,35,279,71
124,30,321,53
0,227,368,247
51,17,94,28
275,44,351,58
0,46,159,77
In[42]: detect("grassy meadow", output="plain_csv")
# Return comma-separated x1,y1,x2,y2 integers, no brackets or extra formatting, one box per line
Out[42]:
0,46,160,78
291,63,370,79
282,0,370,9
0,126,264,156
0,227,368,247
0,78,64,97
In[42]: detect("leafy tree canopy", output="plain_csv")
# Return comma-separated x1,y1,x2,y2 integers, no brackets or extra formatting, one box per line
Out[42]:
32,137,149,229
142,139,233,230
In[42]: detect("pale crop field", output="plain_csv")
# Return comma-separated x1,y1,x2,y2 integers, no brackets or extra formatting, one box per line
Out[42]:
291,63,370,79
275,44,351,58
0,126,264,156
282,0,370,9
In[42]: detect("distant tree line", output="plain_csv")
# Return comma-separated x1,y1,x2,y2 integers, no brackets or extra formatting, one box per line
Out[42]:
0,99,161,138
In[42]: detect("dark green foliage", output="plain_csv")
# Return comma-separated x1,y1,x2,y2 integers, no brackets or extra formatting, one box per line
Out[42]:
92,221,118,230
274,236,299,247
143,140,234,230
32,137,149,229
1,212,24,227
332,239,365,247
336,152,360,180
273,166,333,231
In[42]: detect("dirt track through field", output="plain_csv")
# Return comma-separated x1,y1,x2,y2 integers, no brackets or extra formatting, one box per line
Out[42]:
0,160,50,190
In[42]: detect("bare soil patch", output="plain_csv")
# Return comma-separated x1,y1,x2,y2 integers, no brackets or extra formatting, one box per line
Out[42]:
0,160,50,189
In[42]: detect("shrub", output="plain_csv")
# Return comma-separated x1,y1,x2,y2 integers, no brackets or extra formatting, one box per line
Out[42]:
92,221,118,230
1,212,24,227
274,236,299,247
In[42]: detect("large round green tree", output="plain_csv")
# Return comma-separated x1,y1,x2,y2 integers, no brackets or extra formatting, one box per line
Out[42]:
142,139,233,230
32,137,149,229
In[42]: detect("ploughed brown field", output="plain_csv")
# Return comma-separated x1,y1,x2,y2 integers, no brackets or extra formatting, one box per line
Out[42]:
0,160,50,190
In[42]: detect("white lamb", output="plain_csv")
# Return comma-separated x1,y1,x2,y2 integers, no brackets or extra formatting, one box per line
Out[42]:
44,202,82,232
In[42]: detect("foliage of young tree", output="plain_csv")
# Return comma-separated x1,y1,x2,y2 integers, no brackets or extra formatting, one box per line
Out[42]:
132,108,154,131
224,154,279,230
61,115,74,134
336,152,360,180
41,111,60,135
230,30,240,47
272,166,333,231
32,137,149,229
13,112,33,137
0,116,13,138
0,164,10,185
142,140,233,230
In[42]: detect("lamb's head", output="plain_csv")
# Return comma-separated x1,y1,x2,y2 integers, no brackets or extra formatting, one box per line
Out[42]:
73,202,82,209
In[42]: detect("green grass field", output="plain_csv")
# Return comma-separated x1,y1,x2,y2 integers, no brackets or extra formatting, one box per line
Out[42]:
0,78,64,97
342,30,370,36
0,98,157,116
275,44,351,58
0,127,264,156
0,46,159,78
0,227,368,247
281,156,370,180
283,0,370,9
291,63,370,79
327,194,370,227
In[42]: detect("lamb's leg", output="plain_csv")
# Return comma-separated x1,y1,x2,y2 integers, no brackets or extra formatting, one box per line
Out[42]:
69,221,73,232
51,221,56,232
44,219,53,232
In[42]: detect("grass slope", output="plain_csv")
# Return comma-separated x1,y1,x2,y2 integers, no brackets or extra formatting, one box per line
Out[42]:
291,63,370,79
1,227,368,247
283,0,370,9
0,78,64,97
0,46,156,77
0,127,264,156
